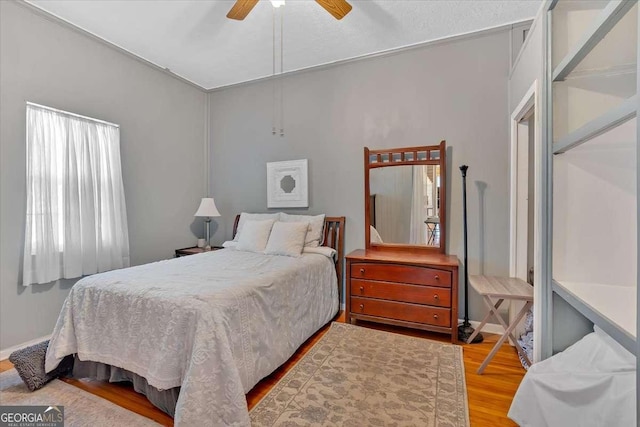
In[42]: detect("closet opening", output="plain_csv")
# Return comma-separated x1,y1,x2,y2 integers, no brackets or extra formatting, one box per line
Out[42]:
509,82,539,364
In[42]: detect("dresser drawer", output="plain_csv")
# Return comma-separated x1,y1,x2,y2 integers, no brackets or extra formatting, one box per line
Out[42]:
351,297,451,327
351,279,451,307
350,263,451,287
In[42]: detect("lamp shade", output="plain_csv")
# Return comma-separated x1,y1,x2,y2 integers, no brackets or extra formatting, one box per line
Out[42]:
194,197,221,218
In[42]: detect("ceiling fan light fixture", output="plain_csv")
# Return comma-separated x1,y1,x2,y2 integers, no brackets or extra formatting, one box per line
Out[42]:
228,0,351,20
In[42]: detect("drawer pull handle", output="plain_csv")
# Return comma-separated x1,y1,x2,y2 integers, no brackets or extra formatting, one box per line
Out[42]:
434,275,440,280
359,286,364,293
359,304,364,310
360,268,365,274
433,294,439,300
433,314,439,320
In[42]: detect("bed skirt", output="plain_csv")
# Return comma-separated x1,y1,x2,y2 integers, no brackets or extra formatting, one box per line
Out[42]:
72,357,179,418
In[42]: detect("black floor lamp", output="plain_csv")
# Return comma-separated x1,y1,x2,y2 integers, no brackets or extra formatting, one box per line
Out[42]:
458,165,483,343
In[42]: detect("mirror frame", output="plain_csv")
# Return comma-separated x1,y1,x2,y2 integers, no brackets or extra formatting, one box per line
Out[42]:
364,141,447,254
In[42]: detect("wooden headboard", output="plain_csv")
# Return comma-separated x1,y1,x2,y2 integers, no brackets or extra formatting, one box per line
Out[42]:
232,215,346,302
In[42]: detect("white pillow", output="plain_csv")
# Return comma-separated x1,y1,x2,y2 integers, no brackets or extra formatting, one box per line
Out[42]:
264,221,309,257
236,219,275,253
303,246,337,261
370,225,384,243
279,213,325,247
222,240,238,249
233,212,281,242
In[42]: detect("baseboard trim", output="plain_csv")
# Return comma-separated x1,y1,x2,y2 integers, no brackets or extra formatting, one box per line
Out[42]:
0,335,51,361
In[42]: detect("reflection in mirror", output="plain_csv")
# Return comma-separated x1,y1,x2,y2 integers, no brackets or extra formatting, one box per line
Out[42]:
369,165,441,246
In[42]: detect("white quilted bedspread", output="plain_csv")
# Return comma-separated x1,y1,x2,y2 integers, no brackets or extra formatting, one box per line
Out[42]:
45,249,339,426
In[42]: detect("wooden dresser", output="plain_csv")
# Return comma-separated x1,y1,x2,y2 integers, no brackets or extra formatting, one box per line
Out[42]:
346,249,459,343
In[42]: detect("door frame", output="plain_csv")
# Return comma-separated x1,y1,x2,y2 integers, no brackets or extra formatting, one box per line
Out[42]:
509,81,542,363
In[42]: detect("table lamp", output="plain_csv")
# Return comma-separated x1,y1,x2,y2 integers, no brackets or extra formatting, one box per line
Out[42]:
194,197,221,250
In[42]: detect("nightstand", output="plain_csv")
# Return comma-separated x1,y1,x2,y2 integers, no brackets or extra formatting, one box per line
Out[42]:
175,246,223,257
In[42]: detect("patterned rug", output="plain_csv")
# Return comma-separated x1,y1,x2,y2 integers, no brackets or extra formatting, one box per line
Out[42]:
0,369,160,426
250,322,469,426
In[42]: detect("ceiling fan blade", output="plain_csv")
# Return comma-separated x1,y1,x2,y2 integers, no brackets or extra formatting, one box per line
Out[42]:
227,0,259,20
316,0,352,20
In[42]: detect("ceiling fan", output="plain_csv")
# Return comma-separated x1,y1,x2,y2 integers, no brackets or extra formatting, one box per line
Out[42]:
226,0,353,21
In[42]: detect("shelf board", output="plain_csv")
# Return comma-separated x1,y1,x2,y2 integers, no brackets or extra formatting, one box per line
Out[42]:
552,0,636,82
553,280,636,354
553,95,637,154
563,62,636,80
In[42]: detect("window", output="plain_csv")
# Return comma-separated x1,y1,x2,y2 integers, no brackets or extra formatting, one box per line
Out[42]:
23,103,130,286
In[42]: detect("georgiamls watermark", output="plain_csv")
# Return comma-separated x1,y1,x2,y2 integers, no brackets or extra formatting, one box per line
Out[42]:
0,406,64,427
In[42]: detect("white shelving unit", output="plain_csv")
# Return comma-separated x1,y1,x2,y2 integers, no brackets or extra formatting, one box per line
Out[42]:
545,0,638,356
552,280,636,349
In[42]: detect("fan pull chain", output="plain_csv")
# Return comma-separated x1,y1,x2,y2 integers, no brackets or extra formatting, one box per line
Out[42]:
270,5,285,137
272,7,277,136
279,6,284,137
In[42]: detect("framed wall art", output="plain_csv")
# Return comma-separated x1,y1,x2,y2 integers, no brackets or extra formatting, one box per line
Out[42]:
267,159,308,208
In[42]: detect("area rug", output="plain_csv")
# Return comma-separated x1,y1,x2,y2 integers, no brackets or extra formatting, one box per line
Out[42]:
0,369,161,426
250,322,469,426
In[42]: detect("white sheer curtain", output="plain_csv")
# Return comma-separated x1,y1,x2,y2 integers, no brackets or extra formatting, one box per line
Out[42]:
23,104,130,286
409,165,428,245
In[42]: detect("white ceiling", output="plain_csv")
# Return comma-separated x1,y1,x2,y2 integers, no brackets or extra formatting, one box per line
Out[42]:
27,0,541,90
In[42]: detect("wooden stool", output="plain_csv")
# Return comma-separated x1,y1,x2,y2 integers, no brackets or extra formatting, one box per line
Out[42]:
467,275,533,374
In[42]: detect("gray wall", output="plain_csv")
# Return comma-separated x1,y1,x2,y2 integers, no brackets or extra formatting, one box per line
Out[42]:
509,13,543,113
209,28,514,322
0,2,206,351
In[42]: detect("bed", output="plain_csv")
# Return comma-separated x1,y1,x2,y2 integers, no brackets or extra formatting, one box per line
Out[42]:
508,326,636,426
44,215,345,426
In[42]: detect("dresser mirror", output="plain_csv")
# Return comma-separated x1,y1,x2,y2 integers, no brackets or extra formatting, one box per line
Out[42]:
365,142,447,253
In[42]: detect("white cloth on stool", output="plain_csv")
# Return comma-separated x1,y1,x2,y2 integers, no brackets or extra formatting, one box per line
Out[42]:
508,326,635,427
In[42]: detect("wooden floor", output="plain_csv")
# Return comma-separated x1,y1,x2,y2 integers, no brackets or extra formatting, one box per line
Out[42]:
1,313,525,426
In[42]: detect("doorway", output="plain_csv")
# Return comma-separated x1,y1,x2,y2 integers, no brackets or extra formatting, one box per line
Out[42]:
509,81,540,363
